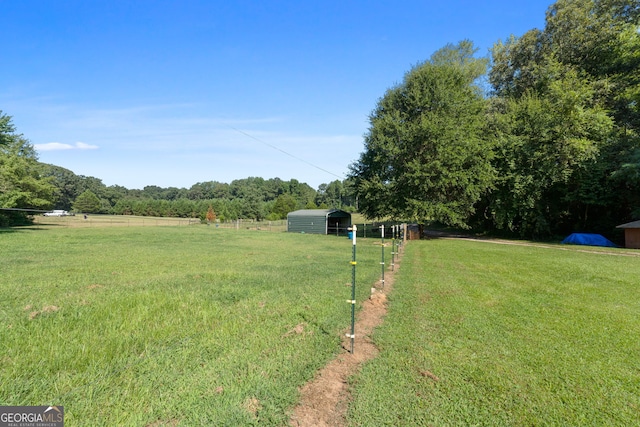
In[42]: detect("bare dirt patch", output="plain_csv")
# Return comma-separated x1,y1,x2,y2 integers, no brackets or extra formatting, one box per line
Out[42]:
145,419,179,427
244,396,262,420
289,246,403,427
420,369,440,382
284,323,307,338
26,304,59,320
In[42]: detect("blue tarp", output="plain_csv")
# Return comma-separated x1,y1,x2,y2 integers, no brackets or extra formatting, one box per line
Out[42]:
561,233,618,248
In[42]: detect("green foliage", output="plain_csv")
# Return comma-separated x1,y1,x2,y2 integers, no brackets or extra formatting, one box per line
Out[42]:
349,1,638,236
72,190,102,213
350,41,494,226
479,74,613,236
610,143,640,218
349,239,640,426
37,162,355,221
479,0,640,237
315,180,354,210
271,194,297,219
0,111,55,225
545,0,639,77
40,164,82,210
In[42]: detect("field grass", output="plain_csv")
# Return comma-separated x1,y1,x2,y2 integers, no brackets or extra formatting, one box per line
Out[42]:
33,214,197,227
31,213,389,236
32,214,288,232
348,239,640,426
0,225,387,426
32,213,384,235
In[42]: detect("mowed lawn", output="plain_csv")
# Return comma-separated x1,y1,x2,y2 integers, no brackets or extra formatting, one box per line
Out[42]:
348,239,640,426
0,226,384,426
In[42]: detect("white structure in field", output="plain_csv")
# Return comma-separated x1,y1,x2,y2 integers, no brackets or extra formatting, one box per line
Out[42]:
44,210,71,217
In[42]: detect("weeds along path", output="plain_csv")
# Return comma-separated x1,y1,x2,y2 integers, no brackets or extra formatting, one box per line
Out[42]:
289,243,403,427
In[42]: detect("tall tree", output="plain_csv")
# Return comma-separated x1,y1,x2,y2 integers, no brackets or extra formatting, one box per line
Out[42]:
270,193,297,219
39,163,81,211
315,180,345,209
485,0,640,236
478,80,612,236
206,205,216,224
350,41,494,226
73,190,102,213
0,112,55,225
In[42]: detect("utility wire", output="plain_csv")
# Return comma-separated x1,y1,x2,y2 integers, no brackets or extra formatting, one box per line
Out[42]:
226,125,344,181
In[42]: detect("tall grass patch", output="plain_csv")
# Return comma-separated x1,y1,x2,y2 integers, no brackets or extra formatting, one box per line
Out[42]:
348,239,640,426
1,227,384,425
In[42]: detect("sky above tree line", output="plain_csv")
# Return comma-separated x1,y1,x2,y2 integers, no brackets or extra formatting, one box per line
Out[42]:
2,0,550,190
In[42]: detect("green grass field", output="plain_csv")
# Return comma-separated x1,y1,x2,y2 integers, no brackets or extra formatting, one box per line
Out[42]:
348,239,640,426
1,226,385,426
32,214,288,232
4,224,640,426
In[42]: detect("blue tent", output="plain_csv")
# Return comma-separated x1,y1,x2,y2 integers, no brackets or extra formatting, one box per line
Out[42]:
561,233,617,248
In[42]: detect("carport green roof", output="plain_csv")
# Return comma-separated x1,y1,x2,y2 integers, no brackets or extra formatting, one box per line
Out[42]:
288,209,350,217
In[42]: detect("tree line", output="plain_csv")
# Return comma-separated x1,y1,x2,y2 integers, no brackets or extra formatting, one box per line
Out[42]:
0,136,356,226
47,169,357,222
350,0,639,239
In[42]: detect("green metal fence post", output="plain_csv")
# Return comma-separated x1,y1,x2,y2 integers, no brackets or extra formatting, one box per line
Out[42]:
348,224,357,354
380,224,385,289
391,225,396,271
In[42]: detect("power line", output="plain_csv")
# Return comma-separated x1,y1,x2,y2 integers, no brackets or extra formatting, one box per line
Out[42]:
225,125,344,181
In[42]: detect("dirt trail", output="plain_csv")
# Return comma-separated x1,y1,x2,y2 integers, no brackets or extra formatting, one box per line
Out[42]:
424,229,640,257
289,245,402,427
290,232,638,424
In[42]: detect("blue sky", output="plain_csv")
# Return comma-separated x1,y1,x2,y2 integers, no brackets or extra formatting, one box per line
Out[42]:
2,1,551,190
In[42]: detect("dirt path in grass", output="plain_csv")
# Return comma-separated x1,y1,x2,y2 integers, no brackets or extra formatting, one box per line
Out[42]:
289,244,403,427
424,229,640,257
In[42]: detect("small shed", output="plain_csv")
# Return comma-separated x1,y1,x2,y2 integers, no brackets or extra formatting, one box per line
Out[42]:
287,209,352,235
616,220,640,249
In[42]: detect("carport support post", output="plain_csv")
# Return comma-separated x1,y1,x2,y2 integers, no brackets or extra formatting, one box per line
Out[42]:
380,224,385,288
348,224,357,354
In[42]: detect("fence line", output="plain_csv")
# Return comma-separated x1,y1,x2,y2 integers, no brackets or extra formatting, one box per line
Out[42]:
31,215,407,240
32,215,288,230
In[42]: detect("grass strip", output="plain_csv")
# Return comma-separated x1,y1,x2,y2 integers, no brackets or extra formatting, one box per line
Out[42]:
348,239,640,426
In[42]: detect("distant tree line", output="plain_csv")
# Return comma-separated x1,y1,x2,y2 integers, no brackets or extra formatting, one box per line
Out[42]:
39,164,357,221
0,107,356,226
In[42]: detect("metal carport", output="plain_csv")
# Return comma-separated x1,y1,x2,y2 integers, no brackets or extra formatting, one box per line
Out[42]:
287,209,352,235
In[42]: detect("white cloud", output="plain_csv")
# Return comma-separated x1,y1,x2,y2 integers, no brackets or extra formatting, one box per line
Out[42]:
35,141,99,151
75,142,99,150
